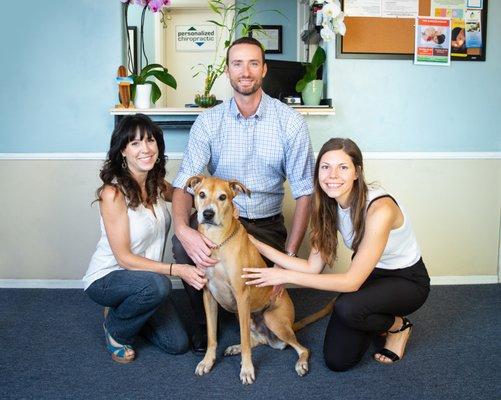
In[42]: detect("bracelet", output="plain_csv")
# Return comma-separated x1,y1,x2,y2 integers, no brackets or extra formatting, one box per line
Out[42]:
169,262,173,276
286,251,297,257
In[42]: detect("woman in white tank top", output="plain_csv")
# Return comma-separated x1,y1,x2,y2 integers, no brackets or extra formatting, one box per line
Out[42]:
243,138,430,371
83,114,208,364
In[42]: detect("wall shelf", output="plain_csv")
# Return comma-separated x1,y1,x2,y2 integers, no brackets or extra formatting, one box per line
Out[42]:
111,106,335,129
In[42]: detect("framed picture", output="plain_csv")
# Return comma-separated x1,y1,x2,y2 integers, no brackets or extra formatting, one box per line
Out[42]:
249,25,283,54
127,26,138,74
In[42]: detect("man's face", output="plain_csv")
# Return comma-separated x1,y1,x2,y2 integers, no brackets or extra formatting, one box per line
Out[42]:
225,44,267,96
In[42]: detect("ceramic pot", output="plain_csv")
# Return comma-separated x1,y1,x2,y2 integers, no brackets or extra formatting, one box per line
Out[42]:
302,80,323,106
135,84,152,109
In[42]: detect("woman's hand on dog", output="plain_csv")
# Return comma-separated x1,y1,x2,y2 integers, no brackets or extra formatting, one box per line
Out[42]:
242,267,288,287
176,264,208,290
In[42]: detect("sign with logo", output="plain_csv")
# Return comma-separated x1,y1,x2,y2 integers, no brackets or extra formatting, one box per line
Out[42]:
176,25,217,52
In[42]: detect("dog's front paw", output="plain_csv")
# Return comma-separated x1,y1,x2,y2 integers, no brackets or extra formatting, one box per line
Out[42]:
295,359,309,376
224,344,241,356
240,364,255,385
195,357,215,376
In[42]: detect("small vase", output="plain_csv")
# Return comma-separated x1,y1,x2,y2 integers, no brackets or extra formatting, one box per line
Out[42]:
302,80,323,106
195,93,217,108
135,84,152,109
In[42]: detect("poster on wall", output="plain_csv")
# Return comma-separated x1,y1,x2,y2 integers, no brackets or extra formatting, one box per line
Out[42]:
175,26,217,52
414,17,451,66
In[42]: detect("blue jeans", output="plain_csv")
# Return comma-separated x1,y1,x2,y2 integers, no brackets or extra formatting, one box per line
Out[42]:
85,270,189,355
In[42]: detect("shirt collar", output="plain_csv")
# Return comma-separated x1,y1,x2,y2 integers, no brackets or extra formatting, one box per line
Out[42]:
229,91,269,120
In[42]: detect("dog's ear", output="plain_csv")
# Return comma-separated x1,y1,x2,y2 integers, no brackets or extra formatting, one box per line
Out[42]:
184,175,204,192
229,180,251,198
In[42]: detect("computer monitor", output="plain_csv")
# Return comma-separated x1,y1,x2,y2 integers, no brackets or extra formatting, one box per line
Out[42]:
262,59,323,102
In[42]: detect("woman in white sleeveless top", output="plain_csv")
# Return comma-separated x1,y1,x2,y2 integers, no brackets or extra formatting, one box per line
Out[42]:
83,114,207,363
243,138,430,371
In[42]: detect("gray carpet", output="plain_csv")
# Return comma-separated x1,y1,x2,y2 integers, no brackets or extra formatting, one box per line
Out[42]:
0,285,500,399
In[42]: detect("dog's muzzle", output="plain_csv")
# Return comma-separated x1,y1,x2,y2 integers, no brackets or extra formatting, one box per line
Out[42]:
201,208,216,225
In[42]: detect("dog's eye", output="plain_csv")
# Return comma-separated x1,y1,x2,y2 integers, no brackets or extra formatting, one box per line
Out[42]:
219,194,227,201
199,192,206,199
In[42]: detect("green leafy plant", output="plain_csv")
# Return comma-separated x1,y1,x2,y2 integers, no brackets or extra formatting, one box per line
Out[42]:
295,47,326,93
192,0,282,103
130,63,177,104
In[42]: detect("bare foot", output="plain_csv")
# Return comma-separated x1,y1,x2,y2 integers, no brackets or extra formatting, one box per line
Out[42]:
374,317,412,364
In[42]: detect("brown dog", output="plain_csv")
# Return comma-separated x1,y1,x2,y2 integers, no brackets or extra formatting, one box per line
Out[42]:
185,176,334,384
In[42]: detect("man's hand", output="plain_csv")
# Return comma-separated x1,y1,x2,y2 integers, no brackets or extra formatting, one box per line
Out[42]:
178,226,218,268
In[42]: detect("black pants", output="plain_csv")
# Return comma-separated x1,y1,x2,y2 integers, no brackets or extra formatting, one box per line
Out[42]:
323,258,430,372
172,213,287,327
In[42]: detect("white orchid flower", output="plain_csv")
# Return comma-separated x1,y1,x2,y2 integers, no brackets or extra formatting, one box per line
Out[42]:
320,24,336,41
322,2,341,19
332,18,346,35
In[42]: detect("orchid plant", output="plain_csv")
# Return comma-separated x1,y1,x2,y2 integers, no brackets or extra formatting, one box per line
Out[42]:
120,0,176,104
296,0,346,93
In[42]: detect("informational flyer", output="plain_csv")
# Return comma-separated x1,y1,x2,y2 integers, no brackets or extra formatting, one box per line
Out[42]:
414,17,451,66
466,0,482,8
465,9,482,47
344,0,381,17
345,0,419,17
382,0,419,18
450,18,467,56
431,0,466,19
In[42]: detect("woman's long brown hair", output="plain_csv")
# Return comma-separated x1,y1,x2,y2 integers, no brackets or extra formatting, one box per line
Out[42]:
310,138,368,266
94,114,168,208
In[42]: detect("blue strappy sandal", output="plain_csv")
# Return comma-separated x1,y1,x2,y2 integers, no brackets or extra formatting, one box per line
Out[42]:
103,321,135,364
374,317,413,364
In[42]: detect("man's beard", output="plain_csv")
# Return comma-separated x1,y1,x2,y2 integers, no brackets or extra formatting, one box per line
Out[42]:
229,76,263,96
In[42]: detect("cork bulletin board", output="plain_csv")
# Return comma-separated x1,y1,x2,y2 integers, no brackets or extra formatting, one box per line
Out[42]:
336,0,488,61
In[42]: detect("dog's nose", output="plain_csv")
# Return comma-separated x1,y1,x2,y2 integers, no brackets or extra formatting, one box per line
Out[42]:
203,208,215,221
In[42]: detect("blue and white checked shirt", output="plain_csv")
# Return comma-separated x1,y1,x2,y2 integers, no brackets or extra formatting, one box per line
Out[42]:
173,93,315,219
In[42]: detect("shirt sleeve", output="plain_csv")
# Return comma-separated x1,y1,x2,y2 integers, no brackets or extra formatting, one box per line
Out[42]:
172,115,211,189
284,113,315,199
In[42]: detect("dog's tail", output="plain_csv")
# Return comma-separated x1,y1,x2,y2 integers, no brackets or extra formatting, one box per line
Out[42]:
292,297,337,332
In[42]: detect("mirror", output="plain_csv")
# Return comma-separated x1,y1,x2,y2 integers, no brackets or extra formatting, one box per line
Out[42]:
126,1,319,107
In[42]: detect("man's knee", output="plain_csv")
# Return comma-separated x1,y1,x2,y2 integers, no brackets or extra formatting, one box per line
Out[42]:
171,234,194,265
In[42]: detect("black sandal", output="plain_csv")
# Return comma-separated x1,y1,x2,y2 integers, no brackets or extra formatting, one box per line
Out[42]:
374,317,413,364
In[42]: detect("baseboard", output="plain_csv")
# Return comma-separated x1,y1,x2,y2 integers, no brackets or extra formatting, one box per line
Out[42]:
0,276,498,289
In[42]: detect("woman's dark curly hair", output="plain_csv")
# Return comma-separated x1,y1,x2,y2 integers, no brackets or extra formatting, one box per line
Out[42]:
95,113,168,208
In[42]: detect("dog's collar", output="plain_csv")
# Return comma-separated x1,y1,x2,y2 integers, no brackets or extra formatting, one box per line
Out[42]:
212,224,240,249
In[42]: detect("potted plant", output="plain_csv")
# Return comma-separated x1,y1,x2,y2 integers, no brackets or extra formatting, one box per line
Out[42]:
295,0,346,106
295,46,326,105
121,0,176,108
130,63,177,109
192,0,277,107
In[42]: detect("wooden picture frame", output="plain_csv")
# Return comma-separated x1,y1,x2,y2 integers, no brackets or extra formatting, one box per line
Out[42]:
249,25,283,54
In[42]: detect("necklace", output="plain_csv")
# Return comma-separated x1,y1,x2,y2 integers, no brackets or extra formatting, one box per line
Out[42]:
212,224,240,249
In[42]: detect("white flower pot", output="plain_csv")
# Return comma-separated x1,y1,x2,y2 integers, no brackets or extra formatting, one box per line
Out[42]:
135,84,152,109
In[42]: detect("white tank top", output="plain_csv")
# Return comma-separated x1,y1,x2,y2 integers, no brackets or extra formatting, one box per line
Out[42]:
83,197,171,290
337,186,421,270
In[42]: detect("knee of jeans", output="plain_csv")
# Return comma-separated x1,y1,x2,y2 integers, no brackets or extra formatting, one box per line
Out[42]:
324,352,356,372
145,274,172,305
334,295,362,327
170,334,190,355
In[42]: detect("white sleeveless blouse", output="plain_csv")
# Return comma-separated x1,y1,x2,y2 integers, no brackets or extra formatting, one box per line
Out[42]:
83,198,171,290
337,186,421,270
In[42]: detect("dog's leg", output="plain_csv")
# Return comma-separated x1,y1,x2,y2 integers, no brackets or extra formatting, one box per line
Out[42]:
224,331,267,356
235,289,255,384
195,288,218,376
264,303,310,376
